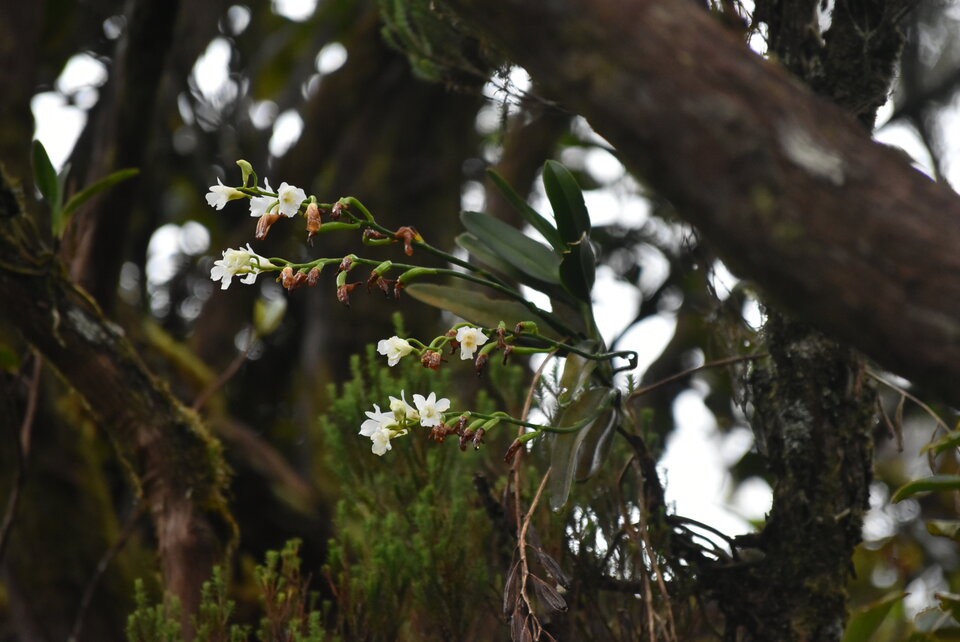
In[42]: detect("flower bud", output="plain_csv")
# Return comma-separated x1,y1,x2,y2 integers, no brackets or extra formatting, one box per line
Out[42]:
363,228,388,242
256,212,282,240
281,267,309,291
421,350,443,370
337,281,360,306
305,202,322,244
515,321,539,335
393,225,422,256
307,266,322,287
472,427,485,450
377,278,396,297
504,438,523,463
474,352,489,376
280,266,296,289
429,423,456,443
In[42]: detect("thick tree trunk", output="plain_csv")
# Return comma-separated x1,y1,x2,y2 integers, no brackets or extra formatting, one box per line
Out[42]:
444,0,960,407
0,175,234,638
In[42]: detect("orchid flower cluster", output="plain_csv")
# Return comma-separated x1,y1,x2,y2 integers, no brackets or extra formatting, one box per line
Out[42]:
202,160,635,465
359,391,450,456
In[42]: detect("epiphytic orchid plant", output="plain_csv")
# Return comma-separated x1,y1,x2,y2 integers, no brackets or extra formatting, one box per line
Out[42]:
204,159,637,508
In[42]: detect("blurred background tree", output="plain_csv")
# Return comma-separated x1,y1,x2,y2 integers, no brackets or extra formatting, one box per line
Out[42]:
1,1,960,640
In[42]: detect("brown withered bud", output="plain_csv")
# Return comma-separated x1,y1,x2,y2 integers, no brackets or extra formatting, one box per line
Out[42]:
256,212,282,240
306,267,322,287
504,438,524,464
330,200,347,219
472,428,485,450
502,344,514,365
474,352,489,377
429,423,456,443
392,280,406,300
281,267,309,291
459,429,474,451
446,329,460,356
305,202,322,244
337,256,354,273
377,278,395,297
393,226,420,256
496,325,508,350
362,228,387,242
280,266,296,289
366,272,381,293
336,281,361,306
420,350,443,370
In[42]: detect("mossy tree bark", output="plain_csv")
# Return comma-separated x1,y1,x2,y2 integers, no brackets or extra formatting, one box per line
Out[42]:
443,0,960,408
0,175,234,639
438,0,919,638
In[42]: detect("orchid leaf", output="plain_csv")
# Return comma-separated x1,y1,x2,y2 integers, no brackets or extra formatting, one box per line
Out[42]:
61,167,140,231
456,232,522,280
405,283,559,339
841,592,905,642
559,232,597,303
32,140,61,233
542,160,590,245
891,475,960,502
486,168,564,251
548,386,618,510
460,211,561,285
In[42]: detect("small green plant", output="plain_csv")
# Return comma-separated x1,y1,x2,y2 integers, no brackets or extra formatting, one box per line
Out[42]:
126,541,326,642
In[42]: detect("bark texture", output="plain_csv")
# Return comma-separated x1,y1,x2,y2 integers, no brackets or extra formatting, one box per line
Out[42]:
0,174,234,637
444,0,960,407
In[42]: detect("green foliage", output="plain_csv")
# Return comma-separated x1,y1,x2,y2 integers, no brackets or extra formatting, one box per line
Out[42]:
31,139,139,239
316,338,518,640
842,592,906,642
486,169,564,252
126,580,182,642
459,210,561,285
31,140,60,228
404,282,559,339
892,475,960,502
377,0,498,83
126,542,327,642
255,540,327,642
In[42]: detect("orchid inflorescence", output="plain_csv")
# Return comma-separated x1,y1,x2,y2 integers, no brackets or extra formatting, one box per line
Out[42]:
203,160,635,460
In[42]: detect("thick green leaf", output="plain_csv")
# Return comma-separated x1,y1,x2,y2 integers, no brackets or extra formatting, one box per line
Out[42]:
559,233,597,303
61,168,140,230
842,592,905,642
542,160,590,245
32,140,61,225
548,387,618,510
577,406,619,480
485,169,564,251
891,475,960,502
456,233,525,281
457,233,576,309
405,283,559,339
460,211,561,285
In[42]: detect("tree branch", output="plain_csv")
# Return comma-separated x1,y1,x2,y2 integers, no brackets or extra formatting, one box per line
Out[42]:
443,0,960,405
